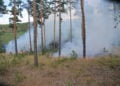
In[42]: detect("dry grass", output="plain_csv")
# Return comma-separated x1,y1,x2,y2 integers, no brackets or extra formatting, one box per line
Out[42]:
0,54,120,86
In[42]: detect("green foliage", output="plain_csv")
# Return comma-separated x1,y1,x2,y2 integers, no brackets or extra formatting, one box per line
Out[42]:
0,0,3,5
70,50,78,59
9,0,23,33
0,0,6,14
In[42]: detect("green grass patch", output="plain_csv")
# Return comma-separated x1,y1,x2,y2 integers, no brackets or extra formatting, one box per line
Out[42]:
0,23,28,53
0,55,10,75
0,23,28,44
0,23,28,32
50,57,76,68
96,56,120,69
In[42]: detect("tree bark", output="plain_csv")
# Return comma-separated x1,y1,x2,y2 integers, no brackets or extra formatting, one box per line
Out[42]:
54,12,56,48
28,9,32,52
43,21,46,48
40,0,44,55
40,24,44,54
13,0,18,55
33,0,38,66
54,0,56,48
80,0,86,58
59,0,62,57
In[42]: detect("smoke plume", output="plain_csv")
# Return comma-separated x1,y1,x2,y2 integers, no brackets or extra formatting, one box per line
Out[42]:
6,0,120,57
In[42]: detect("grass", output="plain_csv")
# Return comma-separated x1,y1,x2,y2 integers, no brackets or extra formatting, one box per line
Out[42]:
0,23,28,32
0,23,28,53
14,71,26,83
0,23,28,44
0,54,120,86
0,54,10,75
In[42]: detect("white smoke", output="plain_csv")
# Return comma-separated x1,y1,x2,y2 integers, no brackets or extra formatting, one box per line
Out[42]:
6,0,120,57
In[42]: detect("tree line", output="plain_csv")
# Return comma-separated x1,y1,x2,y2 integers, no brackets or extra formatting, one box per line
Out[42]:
0,0,86,66
1,0,120,66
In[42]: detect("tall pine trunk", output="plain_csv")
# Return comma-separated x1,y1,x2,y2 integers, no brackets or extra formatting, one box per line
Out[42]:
40,24,44,54
28,9,32,52
54,12,56,48
80,0,86,58
59,0,62,57
43,20,46,48
13,0,18,55
33,0,38,66
40,0,44,55
53,0,56,48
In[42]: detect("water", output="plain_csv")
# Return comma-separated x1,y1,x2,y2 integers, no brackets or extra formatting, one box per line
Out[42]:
6,0,120,57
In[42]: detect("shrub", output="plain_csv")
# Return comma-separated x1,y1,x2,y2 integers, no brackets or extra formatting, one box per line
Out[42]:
70,50,78,59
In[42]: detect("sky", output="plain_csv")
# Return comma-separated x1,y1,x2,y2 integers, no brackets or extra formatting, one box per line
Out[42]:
0,0,29,24
0,0,101,24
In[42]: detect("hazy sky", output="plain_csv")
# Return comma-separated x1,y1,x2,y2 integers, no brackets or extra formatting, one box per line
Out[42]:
0,0,100,24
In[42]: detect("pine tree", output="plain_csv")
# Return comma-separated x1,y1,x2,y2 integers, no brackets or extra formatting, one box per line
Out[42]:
0,0,6,14
43,19,46,48
24,0,33,52
58,0,62,57
28,6,32,53
0,0,7,53
21,0,33,53
58,0,66,56
51,0,57,49
69,0,72,42
50,0,67,56
36,0,51,54
9,0,23,55
33,0,38,66
80,0,86,58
